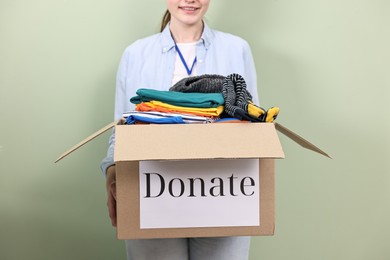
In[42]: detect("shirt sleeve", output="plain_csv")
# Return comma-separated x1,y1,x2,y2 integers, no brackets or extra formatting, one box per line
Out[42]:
100,48,130,176
242,40,260,106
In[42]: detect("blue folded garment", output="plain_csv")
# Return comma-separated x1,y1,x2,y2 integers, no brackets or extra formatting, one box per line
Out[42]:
125,114,186,125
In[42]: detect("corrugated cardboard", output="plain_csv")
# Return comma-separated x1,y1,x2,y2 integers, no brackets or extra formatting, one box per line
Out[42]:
56,121,330,239
114,123,285,161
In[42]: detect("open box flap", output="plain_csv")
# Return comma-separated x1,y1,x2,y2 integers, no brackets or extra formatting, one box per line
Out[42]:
55,120,119,163
275,122,331,159
55,120,331,163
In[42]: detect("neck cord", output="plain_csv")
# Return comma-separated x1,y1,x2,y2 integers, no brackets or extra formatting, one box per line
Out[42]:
170,31,197,76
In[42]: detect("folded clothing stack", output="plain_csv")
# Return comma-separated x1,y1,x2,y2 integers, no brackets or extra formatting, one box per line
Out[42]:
125,73,279,125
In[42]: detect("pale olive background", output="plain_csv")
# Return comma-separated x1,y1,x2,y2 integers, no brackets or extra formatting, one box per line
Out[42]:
1,0,389,259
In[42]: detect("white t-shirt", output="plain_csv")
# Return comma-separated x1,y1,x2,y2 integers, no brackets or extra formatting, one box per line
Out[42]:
172,41,199,85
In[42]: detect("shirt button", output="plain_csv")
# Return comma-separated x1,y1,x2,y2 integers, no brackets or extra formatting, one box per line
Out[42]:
198,59,203,63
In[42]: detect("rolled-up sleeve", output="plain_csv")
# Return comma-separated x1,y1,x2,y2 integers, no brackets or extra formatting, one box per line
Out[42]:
100,130,115,175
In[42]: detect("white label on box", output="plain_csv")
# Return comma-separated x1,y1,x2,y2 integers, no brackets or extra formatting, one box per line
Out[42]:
139,159,260,229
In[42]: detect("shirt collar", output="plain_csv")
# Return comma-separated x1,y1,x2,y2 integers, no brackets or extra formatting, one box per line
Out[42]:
161,21,212,53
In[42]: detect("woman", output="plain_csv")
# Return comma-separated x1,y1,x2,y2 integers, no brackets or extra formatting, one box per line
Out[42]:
101,0,259,259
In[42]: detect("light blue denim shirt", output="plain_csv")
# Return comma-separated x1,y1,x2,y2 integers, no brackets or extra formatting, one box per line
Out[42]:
101,22,259,175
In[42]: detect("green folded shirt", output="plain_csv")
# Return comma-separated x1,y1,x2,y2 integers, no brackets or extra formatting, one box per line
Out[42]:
130,88,225,108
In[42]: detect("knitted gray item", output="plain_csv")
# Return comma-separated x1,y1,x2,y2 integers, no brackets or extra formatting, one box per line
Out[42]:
169,74,225,93
170,73,262,121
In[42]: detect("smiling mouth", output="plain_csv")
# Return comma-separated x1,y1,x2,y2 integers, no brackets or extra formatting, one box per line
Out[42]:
179,6,200,11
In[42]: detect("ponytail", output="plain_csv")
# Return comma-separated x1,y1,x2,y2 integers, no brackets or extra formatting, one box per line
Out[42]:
160,10,171,32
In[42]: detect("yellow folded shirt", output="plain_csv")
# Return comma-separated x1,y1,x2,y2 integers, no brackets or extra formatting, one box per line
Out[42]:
137,100,225,117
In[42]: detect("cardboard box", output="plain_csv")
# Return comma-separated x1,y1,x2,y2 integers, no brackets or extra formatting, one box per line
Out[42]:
56,121,330,239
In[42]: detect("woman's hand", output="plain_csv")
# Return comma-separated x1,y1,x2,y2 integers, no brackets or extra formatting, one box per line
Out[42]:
106,166,117,227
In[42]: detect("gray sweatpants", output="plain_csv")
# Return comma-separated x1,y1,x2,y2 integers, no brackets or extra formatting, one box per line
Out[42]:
125,236,251,260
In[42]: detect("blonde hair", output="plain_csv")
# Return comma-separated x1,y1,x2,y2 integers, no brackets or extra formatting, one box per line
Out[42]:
160,10,171,32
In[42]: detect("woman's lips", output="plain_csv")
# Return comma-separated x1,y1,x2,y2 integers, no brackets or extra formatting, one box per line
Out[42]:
179,6,200,14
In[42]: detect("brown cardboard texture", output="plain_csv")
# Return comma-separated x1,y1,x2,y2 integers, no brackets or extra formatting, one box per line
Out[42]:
56,121,330,240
